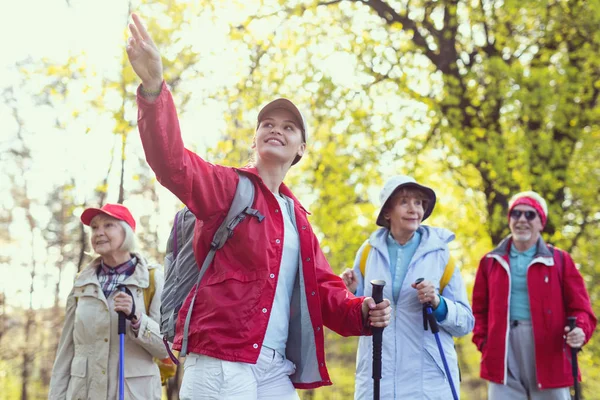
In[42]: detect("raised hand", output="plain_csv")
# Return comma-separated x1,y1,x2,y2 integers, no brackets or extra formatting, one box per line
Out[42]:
340,268,359,294
126,13,164,91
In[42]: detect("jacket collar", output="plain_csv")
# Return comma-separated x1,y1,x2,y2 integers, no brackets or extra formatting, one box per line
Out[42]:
490,235,553,259
74,252,153,288
368,225,455,265
238,166,310,214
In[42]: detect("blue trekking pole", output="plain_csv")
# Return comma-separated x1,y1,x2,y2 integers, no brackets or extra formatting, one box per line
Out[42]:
118,287,127,400
370,280,386,400
415,278,458,400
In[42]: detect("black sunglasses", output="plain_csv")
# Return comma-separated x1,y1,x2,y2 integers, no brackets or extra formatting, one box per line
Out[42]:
509,210,538,221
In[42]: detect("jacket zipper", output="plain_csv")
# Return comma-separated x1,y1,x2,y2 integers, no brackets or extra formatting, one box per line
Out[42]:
527,256,550,390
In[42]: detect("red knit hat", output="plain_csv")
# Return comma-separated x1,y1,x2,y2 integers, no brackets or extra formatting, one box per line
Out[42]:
80,203,136,232
508,191,548,228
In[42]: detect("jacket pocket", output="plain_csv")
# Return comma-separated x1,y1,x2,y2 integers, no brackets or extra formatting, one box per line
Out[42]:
70,356,87,378
424,347,446,381
199,270,263,320
203,268,263,286
124,356,161,400
66,356,87,399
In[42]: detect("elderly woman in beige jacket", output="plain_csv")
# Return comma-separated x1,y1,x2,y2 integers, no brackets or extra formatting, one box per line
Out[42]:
49,203,169,400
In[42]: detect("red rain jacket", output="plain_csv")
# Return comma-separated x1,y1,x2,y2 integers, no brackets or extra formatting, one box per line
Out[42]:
472,236,596,389
136,83,368,389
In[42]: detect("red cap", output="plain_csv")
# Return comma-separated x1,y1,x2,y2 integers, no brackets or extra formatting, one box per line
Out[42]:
81,203,136,232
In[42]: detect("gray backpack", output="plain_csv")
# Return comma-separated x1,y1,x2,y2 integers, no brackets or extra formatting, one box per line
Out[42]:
160,171,264,359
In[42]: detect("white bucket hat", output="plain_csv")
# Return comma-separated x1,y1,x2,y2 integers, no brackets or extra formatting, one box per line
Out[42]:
376,175,437,227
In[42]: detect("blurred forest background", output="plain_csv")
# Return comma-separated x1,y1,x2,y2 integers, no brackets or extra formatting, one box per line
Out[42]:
1,0,599,399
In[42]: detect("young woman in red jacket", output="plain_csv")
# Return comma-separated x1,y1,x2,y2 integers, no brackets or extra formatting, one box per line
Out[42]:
125,13,392,400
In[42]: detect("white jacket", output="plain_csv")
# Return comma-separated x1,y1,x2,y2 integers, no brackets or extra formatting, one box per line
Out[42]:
353,226,474,400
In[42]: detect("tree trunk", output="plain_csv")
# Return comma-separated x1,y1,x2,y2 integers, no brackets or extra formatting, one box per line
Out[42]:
117,132,126,204
20,313,32,400
21,211,37,400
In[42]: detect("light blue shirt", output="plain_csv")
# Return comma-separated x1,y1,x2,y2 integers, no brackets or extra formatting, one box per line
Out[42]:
386,231,421,304
263,194,299,355
509,243,536,321
386,230,447,321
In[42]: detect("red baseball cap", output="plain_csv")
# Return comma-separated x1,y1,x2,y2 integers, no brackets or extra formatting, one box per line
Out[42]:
80,203,136,232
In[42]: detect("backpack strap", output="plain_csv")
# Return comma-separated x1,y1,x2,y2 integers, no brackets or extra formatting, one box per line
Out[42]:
172,213,180,260
359,243,372,277
440,255,456,294
180,171,264,357
554,246,565,284
143,268,156,313
550,245,565,300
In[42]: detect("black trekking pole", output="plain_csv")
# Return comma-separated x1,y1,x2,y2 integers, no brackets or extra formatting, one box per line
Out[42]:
415,278,459,400
118,287,127,400
371,280,386,400
568,316,581,400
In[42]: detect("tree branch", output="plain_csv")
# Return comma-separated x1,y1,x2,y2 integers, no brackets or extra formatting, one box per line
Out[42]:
349,0,441,66
318,0,344,6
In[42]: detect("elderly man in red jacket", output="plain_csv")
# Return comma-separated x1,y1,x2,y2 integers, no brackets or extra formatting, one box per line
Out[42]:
472,191,596,400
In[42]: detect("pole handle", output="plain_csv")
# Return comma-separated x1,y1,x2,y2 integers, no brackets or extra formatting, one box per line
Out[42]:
370,280,386,387
371,280,385,304
415,278,428,331
118,287,127,335
415,278,439,333
567,316,580,400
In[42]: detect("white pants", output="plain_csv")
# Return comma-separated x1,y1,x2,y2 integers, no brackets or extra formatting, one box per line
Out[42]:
180,346,300,400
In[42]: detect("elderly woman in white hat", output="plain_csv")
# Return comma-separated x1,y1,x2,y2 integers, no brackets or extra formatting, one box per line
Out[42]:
341,175,474,399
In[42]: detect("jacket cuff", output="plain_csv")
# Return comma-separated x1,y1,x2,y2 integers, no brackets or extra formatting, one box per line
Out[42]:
433,295,448,322
359,298,373,336
136,80,167,107
129,313,147,338
131,315,143,333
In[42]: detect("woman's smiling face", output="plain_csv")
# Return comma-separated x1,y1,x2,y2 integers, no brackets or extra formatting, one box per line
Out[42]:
90,214,126,257
255,108,305,166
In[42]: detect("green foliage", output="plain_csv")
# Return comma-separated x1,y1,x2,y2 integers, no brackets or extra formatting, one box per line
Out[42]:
222,0,600,398
3,1,600,399
0,359,23,400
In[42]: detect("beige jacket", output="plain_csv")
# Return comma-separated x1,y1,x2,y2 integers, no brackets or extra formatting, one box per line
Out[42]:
49,253,169,400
